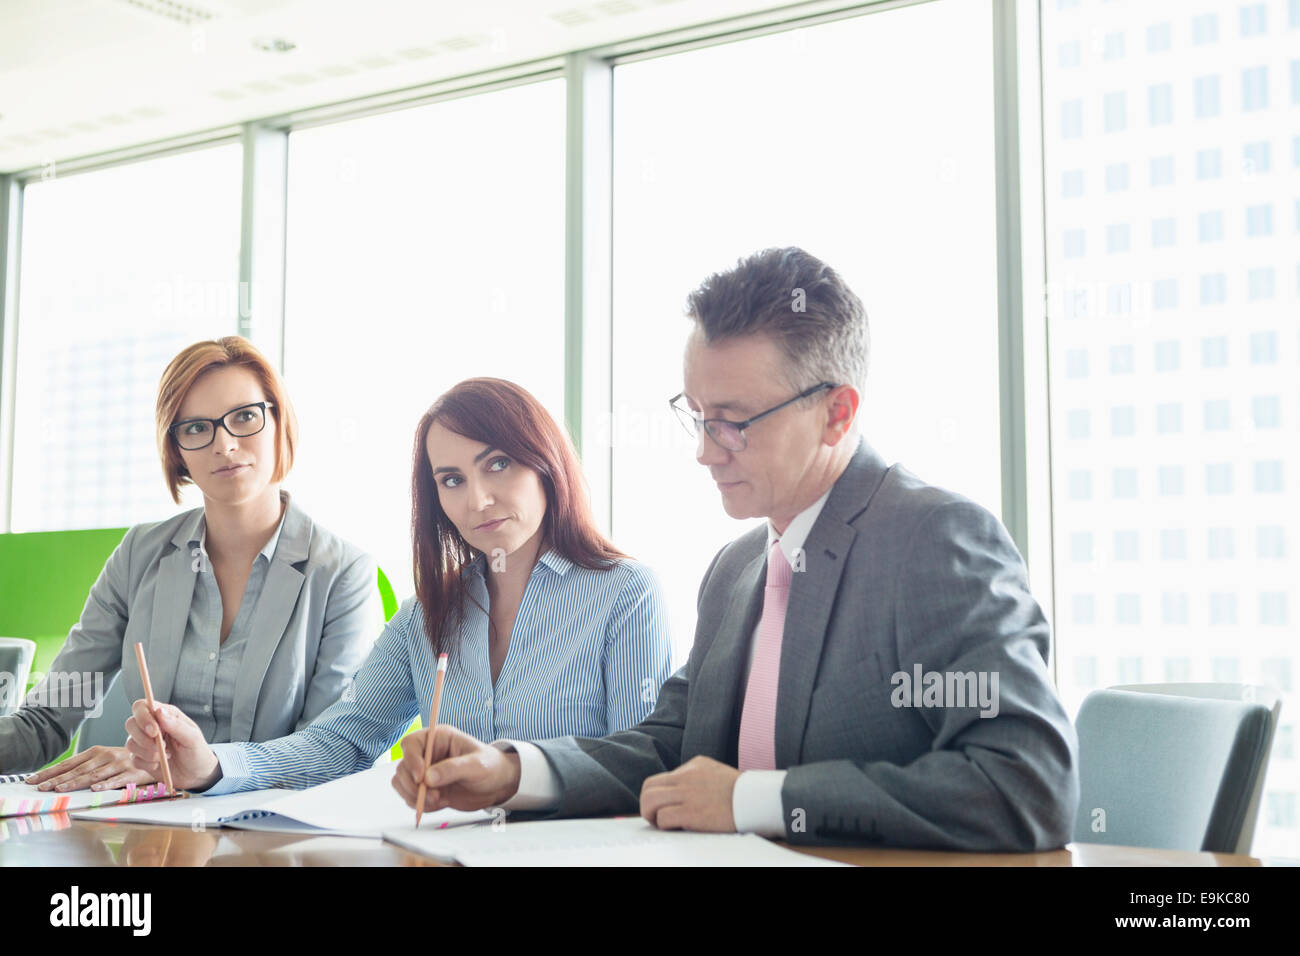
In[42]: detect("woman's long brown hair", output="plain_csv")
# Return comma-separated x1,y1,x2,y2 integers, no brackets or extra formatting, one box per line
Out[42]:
411,378,626,657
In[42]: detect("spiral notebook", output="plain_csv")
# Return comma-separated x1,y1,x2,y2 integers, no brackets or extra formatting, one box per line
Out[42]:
1,772,176,817
214,765,494,838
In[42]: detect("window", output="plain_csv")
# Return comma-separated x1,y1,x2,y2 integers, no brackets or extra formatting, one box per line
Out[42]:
1254,460,1285,493
1196,148,1222,178
1210,594,1238,625
1154,339,1180,370
1105,163,1129,191
1111,406,1136,436
1151,218,1176,247
1109,344,1134,373
1161,528,1187,559
1242,66,1269,110
1062,169,1085,197
611,0,1001,665
1070,531,1093,562
1200,273,1227,304
1148,83,1174,124
1147,22,1172,53
1067,409,1091,439
1248,267,1276,299
1203,399,1230,431
1158,465,1184,496
1062,98,1084,138
1208,527,1235,559
1260,593,1289,626
1152,278,1178,308
1192,13,1219,45
1250,330,1278,363
1257,526,1287,558
1240,4,1268,37
1150,155,1175,185
282,81,566,596
1155,403,1182,434
1245,204,1273,236
1103,91,1126,131
1206,463,1233,494
1112,468,1138,498
11,145,242,531
1106,223,1130,253
1194,75,1221,117
1243,141,1271,174
1114,530,1139,561
1198,210,1225,241
1201,336,1228,366
1252,395,1281,428
1103,32,1125,61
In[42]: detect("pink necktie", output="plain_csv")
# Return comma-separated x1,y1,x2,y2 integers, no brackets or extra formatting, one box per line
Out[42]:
737,539,793,771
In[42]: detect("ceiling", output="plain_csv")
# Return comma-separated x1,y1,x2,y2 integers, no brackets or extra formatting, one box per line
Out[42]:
0,0,815,173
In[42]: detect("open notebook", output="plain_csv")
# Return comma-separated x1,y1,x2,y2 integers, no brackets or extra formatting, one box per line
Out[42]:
72,765,493,838
1,772,175,818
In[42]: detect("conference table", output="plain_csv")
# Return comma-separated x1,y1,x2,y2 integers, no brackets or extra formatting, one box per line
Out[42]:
0,815,1277,866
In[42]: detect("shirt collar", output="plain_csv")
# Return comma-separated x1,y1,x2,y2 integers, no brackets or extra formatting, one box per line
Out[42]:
767,487,832,566
464,547,572,580
191,491,289,564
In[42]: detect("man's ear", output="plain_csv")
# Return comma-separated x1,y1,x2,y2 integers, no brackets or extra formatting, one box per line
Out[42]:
823,385,861,445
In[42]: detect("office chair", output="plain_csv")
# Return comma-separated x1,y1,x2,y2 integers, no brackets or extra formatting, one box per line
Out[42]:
1073,684,1280,854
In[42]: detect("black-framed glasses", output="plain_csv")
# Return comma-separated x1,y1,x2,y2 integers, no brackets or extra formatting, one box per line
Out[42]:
668,383,834,452
168,402,274,451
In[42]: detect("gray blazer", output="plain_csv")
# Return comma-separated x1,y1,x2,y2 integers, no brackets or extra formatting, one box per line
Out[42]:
531,438,1080,851
0,494,382,773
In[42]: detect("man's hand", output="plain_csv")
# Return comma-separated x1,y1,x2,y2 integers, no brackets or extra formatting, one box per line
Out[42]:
26,746,157,793
640,755,740,832
124,700,220,791
391,725,521,812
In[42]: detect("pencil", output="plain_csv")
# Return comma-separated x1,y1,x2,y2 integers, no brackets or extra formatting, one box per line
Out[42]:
134,642,176,796
414,653,449,828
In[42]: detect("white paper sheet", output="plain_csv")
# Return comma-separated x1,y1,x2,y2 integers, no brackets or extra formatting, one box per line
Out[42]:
217,765,493,838
383,815,850,866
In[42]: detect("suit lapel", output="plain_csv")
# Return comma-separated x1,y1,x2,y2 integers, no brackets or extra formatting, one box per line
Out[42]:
686,543,767,761
146,513,204,704
775,520,856,767
229,499,310,742
774,438,893,767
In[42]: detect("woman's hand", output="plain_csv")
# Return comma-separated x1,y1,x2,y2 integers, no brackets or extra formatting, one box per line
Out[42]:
392,725,522,813
124,700,221,792
25,746,157,793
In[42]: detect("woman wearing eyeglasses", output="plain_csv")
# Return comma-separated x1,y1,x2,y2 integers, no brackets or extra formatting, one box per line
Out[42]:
0,336,381,791
121,378,672,796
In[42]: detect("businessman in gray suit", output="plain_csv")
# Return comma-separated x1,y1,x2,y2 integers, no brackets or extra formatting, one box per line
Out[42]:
395,247,1079,850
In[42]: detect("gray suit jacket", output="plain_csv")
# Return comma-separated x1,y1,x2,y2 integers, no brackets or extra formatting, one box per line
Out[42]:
531,438,1079,850
0,494,382,772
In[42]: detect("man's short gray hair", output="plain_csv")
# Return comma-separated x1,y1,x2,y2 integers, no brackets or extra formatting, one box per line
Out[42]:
684,247,869,397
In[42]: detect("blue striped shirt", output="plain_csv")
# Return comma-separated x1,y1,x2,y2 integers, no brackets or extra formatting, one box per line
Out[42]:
205,550,671,794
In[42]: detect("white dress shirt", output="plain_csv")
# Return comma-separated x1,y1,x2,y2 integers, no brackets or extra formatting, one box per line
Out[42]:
497,487,833,836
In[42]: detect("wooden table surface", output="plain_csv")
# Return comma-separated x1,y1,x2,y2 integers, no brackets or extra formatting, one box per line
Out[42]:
0,814,1278,866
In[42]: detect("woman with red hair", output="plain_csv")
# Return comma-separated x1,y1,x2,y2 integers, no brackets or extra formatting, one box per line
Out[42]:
125,379,672,795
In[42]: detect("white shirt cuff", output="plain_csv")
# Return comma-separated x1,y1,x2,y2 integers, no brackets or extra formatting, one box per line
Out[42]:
732,770,788,837
491,739,561,811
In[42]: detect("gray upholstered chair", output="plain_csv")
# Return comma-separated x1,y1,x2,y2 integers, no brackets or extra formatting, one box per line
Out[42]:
0,638,37,716
72,671,134,753
1073,684,1281,854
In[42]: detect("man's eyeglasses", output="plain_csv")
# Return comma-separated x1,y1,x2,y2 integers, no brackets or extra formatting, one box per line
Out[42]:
669,383,834,452
169,402,274,451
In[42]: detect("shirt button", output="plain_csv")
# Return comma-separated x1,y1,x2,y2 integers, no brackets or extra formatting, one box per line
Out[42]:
203,704,211,713
208,652,216,661
485,699,493,710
